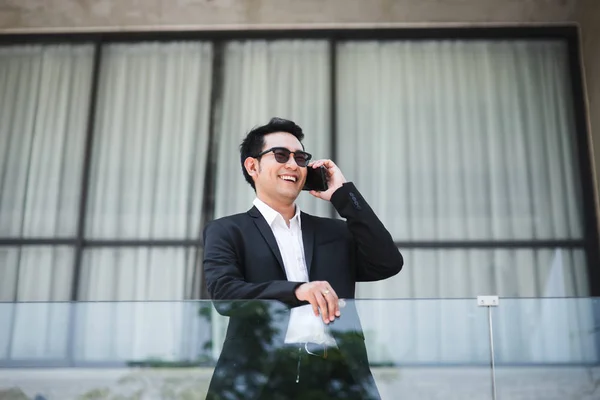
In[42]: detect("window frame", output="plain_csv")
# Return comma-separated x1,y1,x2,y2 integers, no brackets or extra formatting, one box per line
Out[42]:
0,25,596,301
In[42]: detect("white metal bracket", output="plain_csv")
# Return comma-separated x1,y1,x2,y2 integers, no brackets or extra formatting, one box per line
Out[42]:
477,295,499,307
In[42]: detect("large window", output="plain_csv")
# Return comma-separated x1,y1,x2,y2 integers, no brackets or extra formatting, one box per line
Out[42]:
0,35,595,300
0,28,597,365
337,40,586,299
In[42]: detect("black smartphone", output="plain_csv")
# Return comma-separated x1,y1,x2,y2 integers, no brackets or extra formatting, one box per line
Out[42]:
303,166,328,192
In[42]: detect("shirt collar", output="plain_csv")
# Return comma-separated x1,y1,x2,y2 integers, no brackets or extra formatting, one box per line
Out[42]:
253,197,301,228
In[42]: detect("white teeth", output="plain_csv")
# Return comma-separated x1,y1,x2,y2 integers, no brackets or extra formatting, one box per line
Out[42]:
280,175,297,182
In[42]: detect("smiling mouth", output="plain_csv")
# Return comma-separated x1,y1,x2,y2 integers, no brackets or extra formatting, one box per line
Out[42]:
280,175,298,183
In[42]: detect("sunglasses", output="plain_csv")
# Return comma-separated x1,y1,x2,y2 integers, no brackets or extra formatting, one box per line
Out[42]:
255,147,312,167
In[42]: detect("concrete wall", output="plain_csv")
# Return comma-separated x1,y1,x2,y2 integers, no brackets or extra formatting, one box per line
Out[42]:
0,0,581,31
578,0,600,224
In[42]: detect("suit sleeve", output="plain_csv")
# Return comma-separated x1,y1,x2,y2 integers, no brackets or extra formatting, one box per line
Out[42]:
203,220,304,310
330,182,403,281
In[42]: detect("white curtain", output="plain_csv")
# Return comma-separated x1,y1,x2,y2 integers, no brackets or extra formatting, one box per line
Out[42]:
79,247,197,301
86,42,212,240
211,40,331,358
337,40,585,295
359,248,588,299
74,42,213,362
337,40,593,364
0,45,92,362
0,45,93,237
337,40,582,244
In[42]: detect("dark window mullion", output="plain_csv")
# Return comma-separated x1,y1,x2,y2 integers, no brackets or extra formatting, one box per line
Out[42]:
3,238,582,249
0,238,202,247
195,40,225,299
63,39,103,368
394,239,586,249
0,238,77,246
84,239,202,247
329,38,338,220
70,41,103,302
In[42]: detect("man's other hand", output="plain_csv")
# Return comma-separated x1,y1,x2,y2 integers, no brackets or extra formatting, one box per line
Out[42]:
295,281,341,324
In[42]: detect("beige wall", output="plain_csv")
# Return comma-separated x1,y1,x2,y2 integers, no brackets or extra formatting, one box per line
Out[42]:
0,0,598,225
0,0,581,31
578,0,600,224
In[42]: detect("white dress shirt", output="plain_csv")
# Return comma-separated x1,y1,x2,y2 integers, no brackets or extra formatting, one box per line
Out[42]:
253,197,336,346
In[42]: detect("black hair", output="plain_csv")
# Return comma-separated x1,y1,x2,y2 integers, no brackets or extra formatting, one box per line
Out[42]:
239,117,305,190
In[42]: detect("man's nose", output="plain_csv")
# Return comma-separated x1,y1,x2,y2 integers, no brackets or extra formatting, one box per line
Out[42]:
284,154,299,168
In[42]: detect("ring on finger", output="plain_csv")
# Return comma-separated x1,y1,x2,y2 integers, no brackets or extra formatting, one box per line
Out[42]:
323,289,330,295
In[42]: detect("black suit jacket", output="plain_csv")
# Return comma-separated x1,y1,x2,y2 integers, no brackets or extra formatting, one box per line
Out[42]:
203,182,403,399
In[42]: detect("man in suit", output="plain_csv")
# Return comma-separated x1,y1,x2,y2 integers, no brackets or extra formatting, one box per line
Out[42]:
203,118,403,399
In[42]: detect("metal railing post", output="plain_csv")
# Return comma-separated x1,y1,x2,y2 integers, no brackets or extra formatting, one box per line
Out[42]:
478,295,499,400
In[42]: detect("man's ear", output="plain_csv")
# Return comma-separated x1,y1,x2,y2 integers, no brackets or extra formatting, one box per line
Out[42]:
244,157,258,177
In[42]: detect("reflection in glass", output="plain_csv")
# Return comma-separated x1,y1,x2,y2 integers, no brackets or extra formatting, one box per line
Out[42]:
0,247,73,361
77,247,200,362
492,298,600,399
2,299,598,398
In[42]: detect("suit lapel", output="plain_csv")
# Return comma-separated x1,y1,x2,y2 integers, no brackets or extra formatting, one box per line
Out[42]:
248,206,285,273
301,212,315,275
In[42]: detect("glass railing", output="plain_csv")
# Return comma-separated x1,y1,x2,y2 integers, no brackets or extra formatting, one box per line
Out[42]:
0,298,598,399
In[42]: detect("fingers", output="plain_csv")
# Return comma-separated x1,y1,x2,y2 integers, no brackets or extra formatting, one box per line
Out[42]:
317,282,339,323
321,294,336,322
314,290,330,323
324,286,341,319
309,190,322,199
310,159,336,170
306,292,325,319
300,281,340,324
309,293,320,317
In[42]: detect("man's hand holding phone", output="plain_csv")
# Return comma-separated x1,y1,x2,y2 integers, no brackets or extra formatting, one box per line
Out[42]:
307,159,347,202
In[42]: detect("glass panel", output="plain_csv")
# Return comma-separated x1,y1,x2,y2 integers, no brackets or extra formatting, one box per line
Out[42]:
3,299,599,398
357,248,588,299
0,247,74,361
0,45,94,237
0,299,492,399
336,40,583,242
85,42,213,239
73,301,211,364
493,298,600,399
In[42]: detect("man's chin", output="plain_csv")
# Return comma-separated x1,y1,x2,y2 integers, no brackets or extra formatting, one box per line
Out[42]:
278,187,301,201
